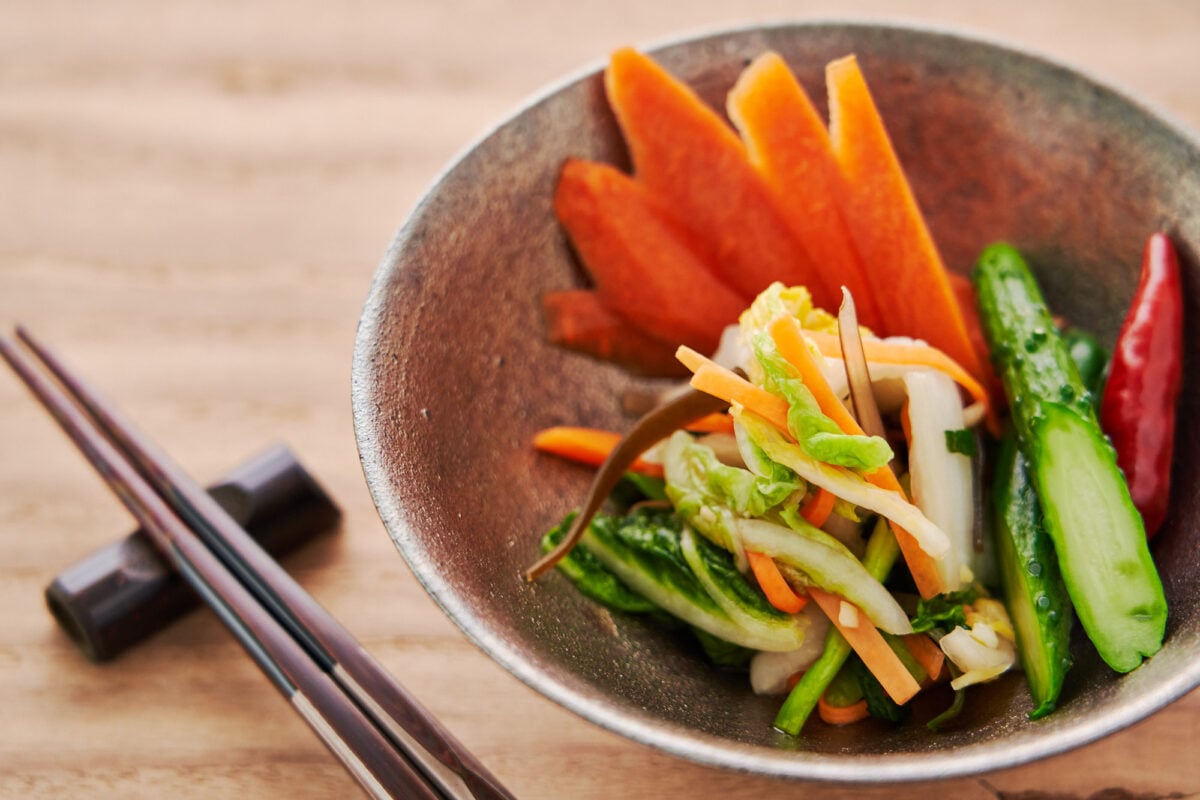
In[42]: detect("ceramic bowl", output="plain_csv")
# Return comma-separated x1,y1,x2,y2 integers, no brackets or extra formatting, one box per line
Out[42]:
352,22,1200,781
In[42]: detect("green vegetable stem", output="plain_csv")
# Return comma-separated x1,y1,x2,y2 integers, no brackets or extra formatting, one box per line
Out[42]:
774,516,900,734
973,243,1166,673
1060,327,1108,402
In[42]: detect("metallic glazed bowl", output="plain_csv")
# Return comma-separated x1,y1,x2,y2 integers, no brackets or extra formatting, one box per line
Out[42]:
352,22,1200,782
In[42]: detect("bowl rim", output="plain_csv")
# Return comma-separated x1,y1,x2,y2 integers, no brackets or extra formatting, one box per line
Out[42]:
352,18,1200,782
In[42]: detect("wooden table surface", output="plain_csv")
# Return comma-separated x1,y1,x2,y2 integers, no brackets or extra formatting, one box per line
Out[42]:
3,2,1199,797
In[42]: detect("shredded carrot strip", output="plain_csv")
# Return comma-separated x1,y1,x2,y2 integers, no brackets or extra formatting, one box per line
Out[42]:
677,347,792,433
684,412,735,434
809,588,920,705
803,330,999,436
765,315,858,430
799,487,835,528
817,695,870,726
768,315,947,597
903,632,947,684
674,344,711,373
746,551,808,613
532,427,663,478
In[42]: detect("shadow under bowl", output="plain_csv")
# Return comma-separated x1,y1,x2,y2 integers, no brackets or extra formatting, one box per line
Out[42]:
353,21,1200,782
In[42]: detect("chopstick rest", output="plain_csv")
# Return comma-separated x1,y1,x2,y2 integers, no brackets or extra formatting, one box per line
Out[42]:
45,444,341,661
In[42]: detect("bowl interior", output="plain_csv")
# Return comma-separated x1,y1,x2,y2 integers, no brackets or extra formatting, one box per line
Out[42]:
353,22,1200,781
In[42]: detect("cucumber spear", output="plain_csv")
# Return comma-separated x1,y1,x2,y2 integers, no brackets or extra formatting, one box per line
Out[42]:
974,243,1166,673
992,327,1107,717
993,431,1073,716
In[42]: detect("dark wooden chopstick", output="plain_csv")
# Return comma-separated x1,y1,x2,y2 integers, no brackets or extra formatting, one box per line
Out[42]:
1,329,515,800
15,326,514,800
0,333,436,799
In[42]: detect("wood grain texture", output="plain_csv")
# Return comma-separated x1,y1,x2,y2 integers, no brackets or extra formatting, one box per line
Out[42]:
2,1,1199,797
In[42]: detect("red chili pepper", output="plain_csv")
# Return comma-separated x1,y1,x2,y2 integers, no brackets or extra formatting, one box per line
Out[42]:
1099,232,1184,538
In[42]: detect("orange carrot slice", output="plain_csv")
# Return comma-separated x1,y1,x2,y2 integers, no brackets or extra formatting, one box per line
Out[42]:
677,346,793,433
674,345,713,374
947,272,988,365
765,316,859,432
825,55,988,386
554,158,747,356
809,588,921,706
746,551,808,613
532,426,663,478
726,52,882,331
541,289,688,378
684,412,735,434
799,486,836,528
604,48,835,309
817,695,870,726
802,330,999,435
903,632,947,684
768,315,947,597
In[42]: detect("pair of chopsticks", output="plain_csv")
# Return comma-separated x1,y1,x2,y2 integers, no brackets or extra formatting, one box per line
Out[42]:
0,328,515,800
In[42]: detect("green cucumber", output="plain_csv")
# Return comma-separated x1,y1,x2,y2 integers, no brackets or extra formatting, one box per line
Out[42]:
1060,327,1108,401
993,431,1073,718
974,243,1166,672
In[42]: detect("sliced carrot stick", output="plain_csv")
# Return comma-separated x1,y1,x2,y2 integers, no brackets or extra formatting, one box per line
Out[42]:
799,486,836,528
555,158,748,355
726,52,882,331
802,330,999,436
542,289,688,377
677,346,792,433
674,344,712,373
684,412,735,434
690,363,791,433
768,315,947,597
532,426,663,478
746,551,808,613
604,48,835,309
809,588,920,706
825,55,989,387
817,695,870,726
903,632,947,684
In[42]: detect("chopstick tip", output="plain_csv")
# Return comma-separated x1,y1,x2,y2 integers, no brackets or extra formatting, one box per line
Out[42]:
14,324,36,348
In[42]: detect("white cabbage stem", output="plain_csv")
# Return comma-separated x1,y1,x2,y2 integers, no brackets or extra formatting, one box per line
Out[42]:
903,370,975,592
750,607,831,695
